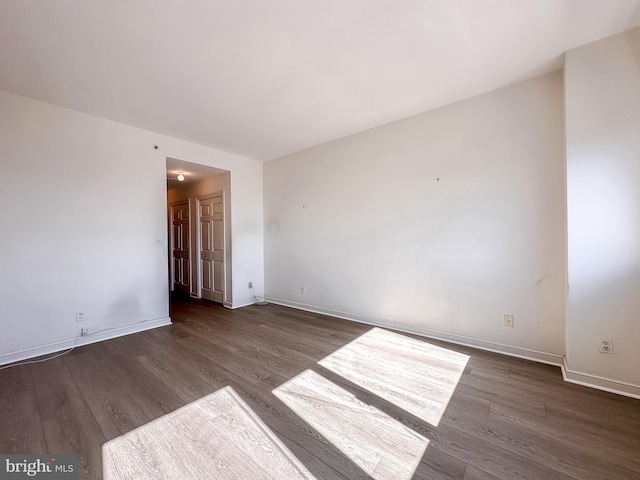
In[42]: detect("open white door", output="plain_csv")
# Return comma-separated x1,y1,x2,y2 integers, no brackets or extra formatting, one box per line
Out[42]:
199,194,224,303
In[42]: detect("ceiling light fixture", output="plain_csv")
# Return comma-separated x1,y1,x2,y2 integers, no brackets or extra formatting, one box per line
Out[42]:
177,172,185,182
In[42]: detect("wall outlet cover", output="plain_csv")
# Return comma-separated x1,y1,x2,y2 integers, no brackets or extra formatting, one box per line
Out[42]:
81,326,99,336
504,314,515,327
599,339,613,354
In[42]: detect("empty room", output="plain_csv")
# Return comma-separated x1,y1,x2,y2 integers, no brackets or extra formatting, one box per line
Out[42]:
1,1,639,479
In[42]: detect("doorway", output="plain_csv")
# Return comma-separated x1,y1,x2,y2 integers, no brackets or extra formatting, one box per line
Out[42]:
166,158,231,306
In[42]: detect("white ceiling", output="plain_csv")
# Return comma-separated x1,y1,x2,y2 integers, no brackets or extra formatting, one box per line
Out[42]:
166,157,227,186
1,1,640,162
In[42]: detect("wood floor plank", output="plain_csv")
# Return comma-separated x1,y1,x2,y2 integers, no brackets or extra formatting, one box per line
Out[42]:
257,319,357,354
102,386,315,480
444,401,632,480
173,306,341,362
544,399,640,442
412,446,467,480
430,423,577,480
63,348,155,441
135,351,223,404
463,465,501,480
91,343,184,419
543,388,640,425
1,295,638,480
456,376,548,419
274,369,429,480
149,324,277,384
237,374,371,480
487,402,640,476
0,365,47,454
30,357,105,480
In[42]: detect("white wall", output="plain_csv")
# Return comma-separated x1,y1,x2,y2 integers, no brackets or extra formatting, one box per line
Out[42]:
0,89,263,364
168,172,240,306
264,72,566,364
564,27,640,395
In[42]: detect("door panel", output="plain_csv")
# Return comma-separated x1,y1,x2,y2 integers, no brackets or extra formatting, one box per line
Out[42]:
202,260,211,290
200,195,224,303
170,202,190,294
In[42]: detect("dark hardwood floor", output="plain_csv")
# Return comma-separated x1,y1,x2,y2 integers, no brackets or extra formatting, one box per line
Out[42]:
1,295,638,479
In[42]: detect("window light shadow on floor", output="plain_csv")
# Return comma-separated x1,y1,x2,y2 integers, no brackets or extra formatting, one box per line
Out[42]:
319,327,469,427
102,386,316,480
273,369,429,480
102,327,467,480
272,328,468,479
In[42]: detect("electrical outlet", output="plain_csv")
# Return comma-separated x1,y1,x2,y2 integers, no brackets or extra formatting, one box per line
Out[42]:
599,339,613,354
76,312,85,322
248,282,253,289
81,326,99,336
300,286,305,294
504,314,514,327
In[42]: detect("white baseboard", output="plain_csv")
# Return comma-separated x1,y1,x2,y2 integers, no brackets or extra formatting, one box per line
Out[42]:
265,297,563,366
561,357,640,399
228,297,257,309
0,317,172,367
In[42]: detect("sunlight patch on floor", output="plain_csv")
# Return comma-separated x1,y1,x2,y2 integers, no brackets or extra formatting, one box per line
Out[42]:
273,369,429,480
103,386,315,480
319,327,469,426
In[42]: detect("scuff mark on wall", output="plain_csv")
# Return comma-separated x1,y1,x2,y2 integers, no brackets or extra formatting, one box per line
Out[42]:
536,275,549,285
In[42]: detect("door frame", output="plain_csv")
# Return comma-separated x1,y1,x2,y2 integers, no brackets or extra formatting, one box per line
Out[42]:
169,199,191,293
195,190,229,306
